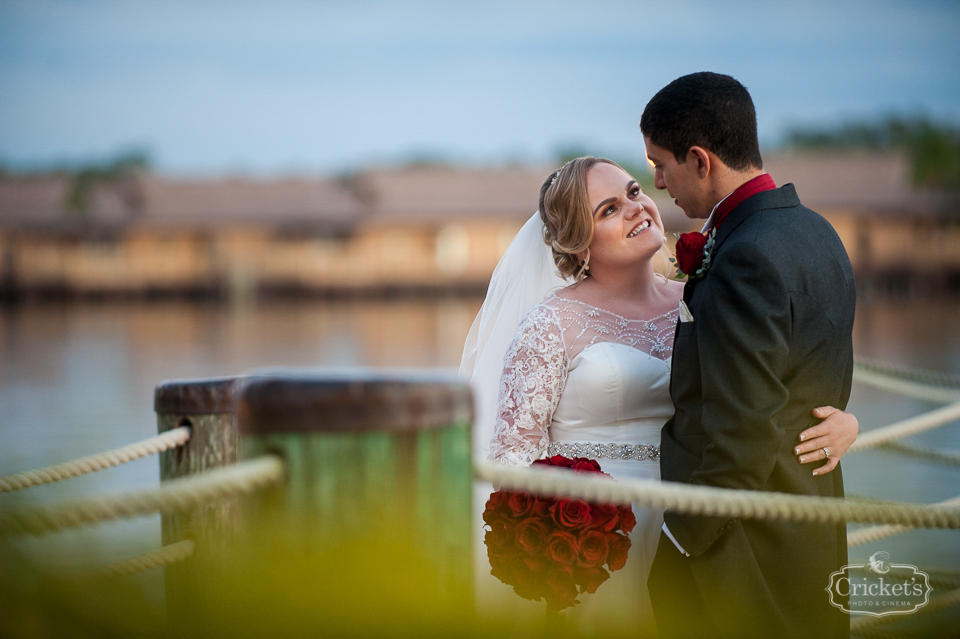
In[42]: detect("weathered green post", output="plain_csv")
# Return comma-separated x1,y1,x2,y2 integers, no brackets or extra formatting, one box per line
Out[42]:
232,369,474,635
154,376,241,625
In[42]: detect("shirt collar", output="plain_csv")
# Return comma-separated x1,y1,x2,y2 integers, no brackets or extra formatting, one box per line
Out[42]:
700,172,776,233
701,190,734,233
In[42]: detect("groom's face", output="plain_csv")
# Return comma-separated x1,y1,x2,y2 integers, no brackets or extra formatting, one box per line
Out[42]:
644,137,711,220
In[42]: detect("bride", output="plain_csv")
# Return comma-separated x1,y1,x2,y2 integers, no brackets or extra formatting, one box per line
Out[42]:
461,156,859,633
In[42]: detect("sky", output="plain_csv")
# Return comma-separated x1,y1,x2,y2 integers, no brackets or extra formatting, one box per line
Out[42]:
1,0,958,175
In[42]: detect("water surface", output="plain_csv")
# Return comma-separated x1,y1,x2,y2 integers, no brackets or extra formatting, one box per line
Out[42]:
0,296,958,628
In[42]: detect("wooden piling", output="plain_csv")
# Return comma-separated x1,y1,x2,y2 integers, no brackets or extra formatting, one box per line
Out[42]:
233,369,474,634
154,376,241,626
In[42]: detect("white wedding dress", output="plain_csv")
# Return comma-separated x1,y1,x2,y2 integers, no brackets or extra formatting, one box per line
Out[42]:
463,213,676,636
487,294,677,637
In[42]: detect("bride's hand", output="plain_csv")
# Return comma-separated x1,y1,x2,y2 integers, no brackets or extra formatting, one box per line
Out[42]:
795,406,859,476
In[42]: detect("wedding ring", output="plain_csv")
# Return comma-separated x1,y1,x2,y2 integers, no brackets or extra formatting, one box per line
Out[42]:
823,447,831,459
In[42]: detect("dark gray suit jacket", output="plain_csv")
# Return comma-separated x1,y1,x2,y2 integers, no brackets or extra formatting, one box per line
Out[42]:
651,184,855,638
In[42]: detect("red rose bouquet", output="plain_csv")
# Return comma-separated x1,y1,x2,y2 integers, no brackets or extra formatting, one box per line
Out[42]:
482,455,635,611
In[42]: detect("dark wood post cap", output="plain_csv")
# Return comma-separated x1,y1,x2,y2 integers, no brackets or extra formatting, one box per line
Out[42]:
154,377,242,415
237,368,474,435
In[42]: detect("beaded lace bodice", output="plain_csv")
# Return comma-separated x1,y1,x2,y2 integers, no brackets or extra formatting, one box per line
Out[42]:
489,295,678,466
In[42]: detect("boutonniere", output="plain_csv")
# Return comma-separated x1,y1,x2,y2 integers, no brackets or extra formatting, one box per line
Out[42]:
669,228,716,279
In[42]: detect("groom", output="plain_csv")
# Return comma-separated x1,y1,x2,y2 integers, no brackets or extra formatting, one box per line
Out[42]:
641,73,855,639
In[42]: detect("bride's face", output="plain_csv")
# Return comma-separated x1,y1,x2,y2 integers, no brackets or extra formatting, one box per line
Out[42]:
584,163,665,270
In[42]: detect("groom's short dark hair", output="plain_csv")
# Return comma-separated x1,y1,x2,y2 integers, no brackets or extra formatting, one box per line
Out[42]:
640,72,763,171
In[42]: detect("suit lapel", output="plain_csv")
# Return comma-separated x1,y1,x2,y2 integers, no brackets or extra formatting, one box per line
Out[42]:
710,184,801,254
680,184,800,300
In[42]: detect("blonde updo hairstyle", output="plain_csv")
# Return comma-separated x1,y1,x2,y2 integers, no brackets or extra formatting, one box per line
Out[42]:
538,156,624,281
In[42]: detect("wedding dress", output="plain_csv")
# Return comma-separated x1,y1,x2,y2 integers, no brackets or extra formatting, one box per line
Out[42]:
487,294,676,636
463,212,676,635
489,295,676,471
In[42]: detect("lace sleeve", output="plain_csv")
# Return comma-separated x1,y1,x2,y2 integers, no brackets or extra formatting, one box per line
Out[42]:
488,304,568,466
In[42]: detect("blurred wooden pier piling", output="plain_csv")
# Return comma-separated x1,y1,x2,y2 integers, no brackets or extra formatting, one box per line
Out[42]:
155,376,242,623
155,369,475,633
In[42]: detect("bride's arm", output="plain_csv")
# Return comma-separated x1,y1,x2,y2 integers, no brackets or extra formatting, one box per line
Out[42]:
488,306,567,466
794,406,859,476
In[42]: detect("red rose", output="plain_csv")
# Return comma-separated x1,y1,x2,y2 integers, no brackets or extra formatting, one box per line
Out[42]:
606,534,632,571
488,553,516,582
512,564,545,601
515,518,549,555
617,505,636,533
533,455,577,468
577,529,610,568
544,531,579,565
507,491,537,518
571,458,602,473
550,455,577,467
675,231,708,276
545,567,579,610
588,503,620,532
482,500,508,527
547,563,573,580
576,566,611,594
550,498,593,529
533,498,553,518
485,490,510,513
484,520,516,552
522,555,546,573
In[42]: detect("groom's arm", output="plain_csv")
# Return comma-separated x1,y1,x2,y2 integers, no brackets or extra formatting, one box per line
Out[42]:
664,242,791,557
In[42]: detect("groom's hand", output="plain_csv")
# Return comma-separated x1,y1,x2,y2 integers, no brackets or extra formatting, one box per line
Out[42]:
795,407,859,476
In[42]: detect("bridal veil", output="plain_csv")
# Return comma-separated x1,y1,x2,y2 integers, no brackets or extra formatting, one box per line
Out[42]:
459,212,569,460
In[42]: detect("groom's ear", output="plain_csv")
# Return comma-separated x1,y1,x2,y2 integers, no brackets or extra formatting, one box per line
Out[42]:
687,146,711,179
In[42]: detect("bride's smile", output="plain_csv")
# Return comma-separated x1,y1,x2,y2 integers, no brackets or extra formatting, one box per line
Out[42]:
626,219,651,237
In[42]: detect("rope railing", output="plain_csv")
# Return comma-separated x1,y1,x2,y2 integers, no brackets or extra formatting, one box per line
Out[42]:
925,568,960,582
474,461,960,530
0,427,192,493
927,569,960,591
848,401,960,452
852,366,960,403
879,440,960,467
855,358,960,389
848,586,960,634
85,539,195,579
0,456,284,537
848,495,960,547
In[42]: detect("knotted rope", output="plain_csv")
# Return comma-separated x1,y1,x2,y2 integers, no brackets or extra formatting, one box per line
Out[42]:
474,461,960,530
848,586,960,633
0,456,284,537
86,539,195,578
0,427,192,493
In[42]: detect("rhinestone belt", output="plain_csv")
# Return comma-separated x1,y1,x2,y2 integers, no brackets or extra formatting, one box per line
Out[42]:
547,441,660,462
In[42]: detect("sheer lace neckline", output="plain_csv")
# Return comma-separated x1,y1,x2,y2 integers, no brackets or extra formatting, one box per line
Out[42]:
541,295,679,362
547,294,678,325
